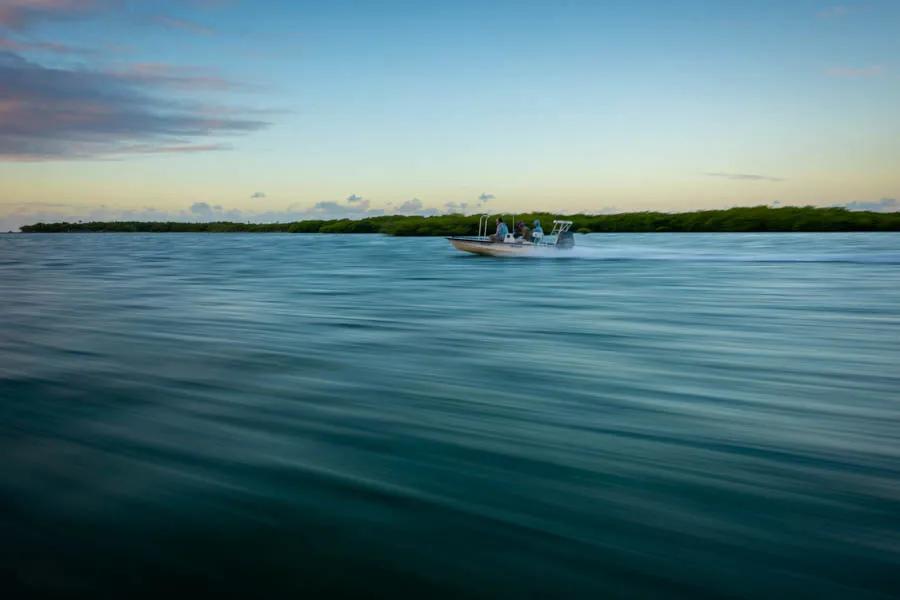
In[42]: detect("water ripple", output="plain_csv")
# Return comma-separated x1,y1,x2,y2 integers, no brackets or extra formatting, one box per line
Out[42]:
1,232,899,597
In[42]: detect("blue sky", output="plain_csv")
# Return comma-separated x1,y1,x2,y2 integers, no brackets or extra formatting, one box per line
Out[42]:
1,0,898,228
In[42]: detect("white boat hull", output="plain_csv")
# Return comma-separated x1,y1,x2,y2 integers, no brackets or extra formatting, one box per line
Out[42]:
448,237,562,257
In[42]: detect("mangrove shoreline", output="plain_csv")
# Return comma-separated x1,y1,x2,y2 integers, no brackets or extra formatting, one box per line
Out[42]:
18,206,900,235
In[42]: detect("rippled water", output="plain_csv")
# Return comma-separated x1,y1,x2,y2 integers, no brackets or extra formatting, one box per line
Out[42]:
2,233,899,597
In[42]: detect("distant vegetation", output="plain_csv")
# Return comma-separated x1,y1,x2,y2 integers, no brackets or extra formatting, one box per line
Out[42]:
19,206,900,235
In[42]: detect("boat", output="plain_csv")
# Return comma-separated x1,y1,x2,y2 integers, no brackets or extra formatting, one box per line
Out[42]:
448,215,575,256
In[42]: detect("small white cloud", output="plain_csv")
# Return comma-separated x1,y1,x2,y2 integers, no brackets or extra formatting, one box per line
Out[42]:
346,194,363,203
250,191,266,199
478,193,495,202
188,202,236,220
397,198,423,213
314,201,342,211
444,201,469,214
306,198,380,219
190,201,213,214
394,198,439,216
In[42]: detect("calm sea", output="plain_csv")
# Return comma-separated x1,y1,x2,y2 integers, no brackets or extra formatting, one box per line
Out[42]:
1,233,899,597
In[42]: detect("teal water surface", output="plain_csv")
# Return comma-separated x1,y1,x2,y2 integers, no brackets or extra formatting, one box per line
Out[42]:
1,233,899,597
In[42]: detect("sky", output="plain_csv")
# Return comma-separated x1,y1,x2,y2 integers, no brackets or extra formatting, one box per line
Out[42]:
1,0,899,230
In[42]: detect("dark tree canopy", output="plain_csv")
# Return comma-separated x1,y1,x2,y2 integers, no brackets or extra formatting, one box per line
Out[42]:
19,206,900,235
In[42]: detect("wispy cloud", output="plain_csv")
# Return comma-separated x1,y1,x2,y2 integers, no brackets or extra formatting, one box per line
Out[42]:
186,0,236,8
0,0,101,31
478,193,495,202
0,50,268,160
0,36,94,55
705,172,784,182
112,62,238,91
346,194,364,203
839,198,898,212
117,143,233,154
817,5,852,19
152,15,214,36
250,191,266,199
824,65,884,78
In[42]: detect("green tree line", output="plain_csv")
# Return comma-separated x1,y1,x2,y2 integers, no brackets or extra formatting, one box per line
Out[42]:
18,206,900,235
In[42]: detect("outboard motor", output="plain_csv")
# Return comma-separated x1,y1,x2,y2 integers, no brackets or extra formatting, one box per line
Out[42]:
556,230,575,249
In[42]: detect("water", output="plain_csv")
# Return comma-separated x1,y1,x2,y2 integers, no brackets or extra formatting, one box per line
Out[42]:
1,233,899,598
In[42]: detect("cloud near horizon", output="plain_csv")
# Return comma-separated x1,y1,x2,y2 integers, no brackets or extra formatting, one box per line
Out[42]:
6,197,899,232
1,195,462,231
705,172,785,182
395,198,423,212
190,201,212,214
444,201,468,214
839,198,899,212
0,50,269,160
395,198,439,216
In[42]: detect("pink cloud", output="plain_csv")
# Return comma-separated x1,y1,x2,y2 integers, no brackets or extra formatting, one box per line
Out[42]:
0,50,269,161
0,35,93,55
113,62,235,90
0,0,100,30
116,142,233,154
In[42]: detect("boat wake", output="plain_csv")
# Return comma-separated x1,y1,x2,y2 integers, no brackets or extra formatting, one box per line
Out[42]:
517,244,900,264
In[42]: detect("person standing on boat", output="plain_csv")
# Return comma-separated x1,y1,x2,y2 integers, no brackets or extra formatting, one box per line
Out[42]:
491,217,509,241
531,219,543,243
